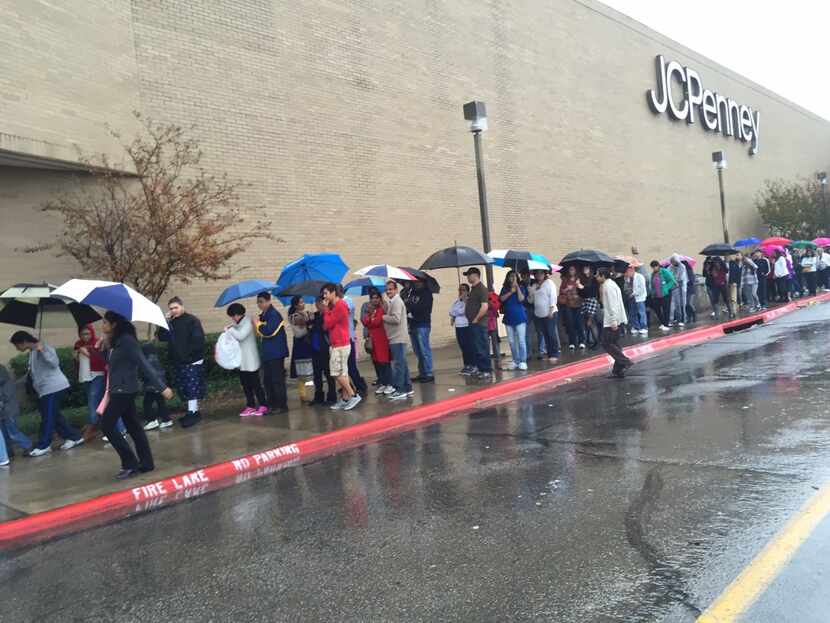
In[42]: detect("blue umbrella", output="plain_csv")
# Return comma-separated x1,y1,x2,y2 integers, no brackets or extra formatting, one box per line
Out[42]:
214,279,278,307
735,237,761,248
344,276,386,296
276,253,349,291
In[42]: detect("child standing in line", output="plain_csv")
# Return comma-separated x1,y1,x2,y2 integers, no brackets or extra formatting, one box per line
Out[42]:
141,343,171,431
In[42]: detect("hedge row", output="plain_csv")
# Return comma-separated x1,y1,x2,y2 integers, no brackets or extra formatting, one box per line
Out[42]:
8,333,238,409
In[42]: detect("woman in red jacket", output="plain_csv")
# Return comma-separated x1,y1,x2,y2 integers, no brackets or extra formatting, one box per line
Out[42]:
73,324,108,440
361,288,393,395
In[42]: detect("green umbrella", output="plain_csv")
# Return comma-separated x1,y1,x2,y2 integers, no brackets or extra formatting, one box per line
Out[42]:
791,240,817,249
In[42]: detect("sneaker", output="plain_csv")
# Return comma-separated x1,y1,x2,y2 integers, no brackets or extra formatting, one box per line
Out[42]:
659,325,670,332
0,460,9,467
144,419,161,430
115,468,138,480
518,362,528,371
29,447,52,457
330,400,348,410
255,406,269,416
59,438,84,451
420,376,435,383
476,371,493,381
460,367,478,376
343,395,363,411
382,386,396,395
710,312,717,318
548,356,560,363
375,386,387,395
405,389,415,397
179,411,202,429
239,408,257,418
678,322,685,327
159,419,174,429
568,345,575,351
388,391,409,401
579,343,586,350
504,361,518,370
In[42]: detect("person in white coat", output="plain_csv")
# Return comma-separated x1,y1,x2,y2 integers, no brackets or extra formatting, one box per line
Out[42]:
597,269,634,378
225,303,267,417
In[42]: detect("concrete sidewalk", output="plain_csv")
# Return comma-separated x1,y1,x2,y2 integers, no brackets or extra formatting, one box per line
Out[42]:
0,306,782,521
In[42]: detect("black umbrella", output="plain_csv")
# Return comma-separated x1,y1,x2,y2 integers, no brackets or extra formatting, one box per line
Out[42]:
700,243,739,256
613,259,630,273
420,246,493,270
274,279,330,300
560,249,616,267
0,283,100,333
397,267,441,294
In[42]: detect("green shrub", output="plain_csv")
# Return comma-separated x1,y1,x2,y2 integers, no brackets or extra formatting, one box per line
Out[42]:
9,332,240,412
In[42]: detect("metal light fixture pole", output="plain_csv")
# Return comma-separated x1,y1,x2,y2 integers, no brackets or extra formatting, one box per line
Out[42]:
463,101,495,290
818,172,828,232
712,151,729,244
463,100,499,362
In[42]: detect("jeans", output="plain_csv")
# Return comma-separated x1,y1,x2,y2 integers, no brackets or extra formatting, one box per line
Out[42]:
239,370,266,408
389,342,412,392
143,391,170,423
84,375,106,425
455,326,474,367
347,340,368,393
2,415,32,451
263,358,288,410
409,325,434,377
468,324,492,372
312,349,337,403
805,272,818,296
505,323,528,364
376,362,392,387
741,283,760,309
534,314,561,358
561,306,586,346
653,296,670,326
0,428,7,463
757,278,768,307
708,285,732,316
601,327,633,374
630,301,647,330
776,277,791,301
670,285,686,324
35,390,80,450
102,393,153,471
526,317,545,356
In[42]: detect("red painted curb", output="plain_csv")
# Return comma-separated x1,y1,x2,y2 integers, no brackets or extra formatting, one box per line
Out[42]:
2,293,828,549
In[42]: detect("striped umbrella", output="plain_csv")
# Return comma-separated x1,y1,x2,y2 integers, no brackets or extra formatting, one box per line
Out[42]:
52,280,168,329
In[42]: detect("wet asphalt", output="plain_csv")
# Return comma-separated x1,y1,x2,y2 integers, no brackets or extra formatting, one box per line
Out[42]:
3,304,830,622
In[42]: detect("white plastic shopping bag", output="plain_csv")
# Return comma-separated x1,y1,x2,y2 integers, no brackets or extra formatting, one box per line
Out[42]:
215,331,242,370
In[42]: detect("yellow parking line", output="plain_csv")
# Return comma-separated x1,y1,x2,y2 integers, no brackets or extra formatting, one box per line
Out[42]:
697,483,830,622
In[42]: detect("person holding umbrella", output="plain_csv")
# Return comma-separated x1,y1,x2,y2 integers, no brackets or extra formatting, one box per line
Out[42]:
156,297,206,428
361,287,393,394
0,363,33,459
668,254,688,327
98,311,173,479
10,331,84,457
499,270,529,370
225,303,267,416
773,249,791,302
255,292,290,413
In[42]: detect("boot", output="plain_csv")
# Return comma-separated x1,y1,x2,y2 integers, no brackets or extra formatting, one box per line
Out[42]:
297,380,308,402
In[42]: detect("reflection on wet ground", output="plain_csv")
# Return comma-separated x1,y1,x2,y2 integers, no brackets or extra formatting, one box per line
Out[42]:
3,307,830,622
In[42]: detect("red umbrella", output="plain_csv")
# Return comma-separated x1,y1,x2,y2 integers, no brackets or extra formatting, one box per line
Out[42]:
760,244,785,256
813,237,830,247
761,236,792,247
660,255,697,269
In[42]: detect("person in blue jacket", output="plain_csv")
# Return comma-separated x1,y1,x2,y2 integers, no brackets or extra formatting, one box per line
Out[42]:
255,291,289,413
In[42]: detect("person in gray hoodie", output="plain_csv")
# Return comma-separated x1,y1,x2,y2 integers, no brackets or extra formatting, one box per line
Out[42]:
10,331,83,457
0,364,33,460
668,254,689,327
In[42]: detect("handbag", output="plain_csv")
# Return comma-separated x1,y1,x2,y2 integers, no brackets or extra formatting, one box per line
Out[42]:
215,331,242,370
363,337,373,354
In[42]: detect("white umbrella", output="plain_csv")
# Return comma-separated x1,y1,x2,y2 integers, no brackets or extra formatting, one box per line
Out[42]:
52,279,168,329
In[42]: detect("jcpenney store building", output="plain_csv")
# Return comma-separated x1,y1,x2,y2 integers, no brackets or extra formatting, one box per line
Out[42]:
1,0,829,348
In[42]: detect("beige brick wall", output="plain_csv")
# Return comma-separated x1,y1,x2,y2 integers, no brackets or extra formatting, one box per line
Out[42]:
1,0,829,359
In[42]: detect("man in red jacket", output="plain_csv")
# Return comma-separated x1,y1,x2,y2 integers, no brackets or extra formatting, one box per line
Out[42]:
321,283,361,411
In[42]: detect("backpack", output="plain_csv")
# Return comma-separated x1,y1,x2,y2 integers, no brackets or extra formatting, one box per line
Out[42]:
214,331,242,370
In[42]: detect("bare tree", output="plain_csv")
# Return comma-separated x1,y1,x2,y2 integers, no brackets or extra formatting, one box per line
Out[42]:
27,111,277,303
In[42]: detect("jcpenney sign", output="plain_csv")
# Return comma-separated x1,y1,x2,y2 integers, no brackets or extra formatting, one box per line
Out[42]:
647,55,760,155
